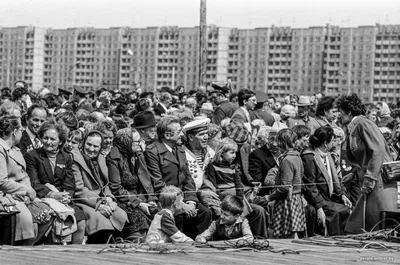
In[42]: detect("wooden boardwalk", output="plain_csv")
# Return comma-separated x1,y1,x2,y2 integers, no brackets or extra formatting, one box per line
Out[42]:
0,238,398,265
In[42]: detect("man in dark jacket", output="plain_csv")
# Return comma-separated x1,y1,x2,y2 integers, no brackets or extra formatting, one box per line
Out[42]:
211,84,238,124
145,116,212,239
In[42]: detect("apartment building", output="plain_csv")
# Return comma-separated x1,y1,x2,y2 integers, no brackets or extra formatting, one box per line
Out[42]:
1,24,400,102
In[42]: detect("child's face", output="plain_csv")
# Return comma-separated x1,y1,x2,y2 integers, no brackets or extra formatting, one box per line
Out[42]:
220,210,240,225
222,149,236,164
174,194,184,210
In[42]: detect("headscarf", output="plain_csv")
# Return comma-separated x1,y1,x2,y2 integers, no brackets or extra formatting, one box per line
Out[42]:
113,128,135,158
379,102,391,118
80,129,104,160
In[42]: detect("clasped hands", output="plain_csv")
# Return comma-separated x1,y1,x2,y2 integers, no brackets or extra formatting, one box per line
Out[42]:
97,197,117,218
182,201,198,218
49,191,71,204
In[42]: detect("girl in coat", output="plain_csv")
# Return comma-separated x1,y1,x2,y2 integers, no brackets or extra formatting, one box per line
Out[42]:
267,128,306,238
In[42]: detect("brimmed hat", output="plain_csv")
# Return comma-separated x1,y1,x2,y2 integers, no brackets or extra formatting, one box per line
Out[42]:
58,88,72,97
296,96,313,106
73,85,87,95
183,118,210,134
133,111,157,129
212,83,229,94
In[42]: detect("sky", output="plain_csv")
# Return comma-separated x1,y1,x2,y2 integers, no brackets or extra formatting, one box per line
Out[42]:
0,0,399,29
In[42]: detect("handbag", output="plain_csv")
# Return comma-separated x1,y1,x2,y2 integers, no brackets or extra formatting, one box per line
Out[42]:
381,161,400,182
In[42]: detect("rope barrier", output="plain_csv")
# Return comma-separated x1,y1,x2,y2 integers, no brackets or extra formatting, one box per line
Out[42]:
65,180,346,202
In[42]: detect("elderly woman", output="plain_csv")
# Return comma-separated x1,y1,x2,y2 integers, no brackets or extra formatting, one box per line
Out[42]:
106,128,158,237
0,115,53,245
301,126,351,236
24,119,86,244
92,120,117,156
70,130,127,243
337,94,398,233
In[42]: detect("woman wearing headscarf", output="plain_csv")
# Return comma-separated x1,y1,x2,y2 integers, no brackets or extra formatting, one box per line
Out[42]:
70,130,127,243
24,119,86,244
337,94,398,234
376,102,394,128
0,115,54,245
107,127,158,237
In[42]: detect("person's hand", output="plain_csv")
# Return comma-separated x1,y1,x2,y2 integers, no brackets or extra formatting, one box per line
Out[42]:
26,188,36,201
200,190,219,200
195,237,206,243
138,202,151,216
49,191,70,203
97,203,113,217
106,197,117,211
182,202,197,218
341,195,352,208
317,208,326,228
12,192,27,202
361,177,376,194
148,201,158,207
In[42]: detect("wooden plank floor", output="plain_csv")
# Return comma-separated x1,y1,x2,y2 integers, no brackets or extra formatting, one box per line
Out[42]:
0,238,398,265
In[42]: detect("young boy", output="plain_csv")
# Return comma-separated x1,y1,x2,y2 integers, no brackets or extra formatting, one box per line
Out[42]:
146,186,193,244
195,195,253,242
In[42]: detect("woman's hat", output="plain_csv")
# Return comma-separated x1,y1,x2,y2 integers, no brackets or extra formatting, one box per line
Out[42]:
133,111,157,129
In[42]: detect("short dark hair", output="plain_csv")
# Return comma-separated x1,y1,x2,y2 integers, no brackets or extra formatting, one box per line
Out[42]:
220,195,243,216
38,119,69,146
238,89,255,106
229,93,238,102
12,87,28,101
316,96,336,117
309,126,334,148
268,96,276,103
45,93,62,109
336,93,364,116
292,125,311,139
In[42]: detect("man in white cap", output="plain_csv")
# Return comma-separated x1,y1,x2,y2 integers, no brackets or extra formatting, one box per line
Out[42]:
288,96,320,134
182,118,215,192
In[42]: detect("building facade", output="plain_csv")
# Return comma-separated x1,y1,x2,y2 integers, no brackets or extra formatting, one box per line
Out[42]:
0,24,399,102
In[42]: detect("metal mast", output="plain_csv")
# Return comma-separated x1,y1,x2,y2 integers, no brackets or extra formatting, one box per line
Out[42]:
199,0,207,87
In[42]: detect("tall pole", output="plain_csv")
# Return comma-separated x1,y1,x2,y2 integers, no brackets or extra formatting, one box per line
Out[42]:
199,0,207,87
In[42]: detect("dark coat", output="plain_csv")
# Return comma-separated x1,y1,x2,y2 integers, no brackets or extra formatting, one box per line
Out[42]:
302,148,350,235
106,146,157,208
248,145,277,196
249,109,275,126
17,130,34,156
301,148,344,209
145,140,198,202
212,100,238,124
153,103,166,116
238,142,253,187
344,116,398,233
24,148,75,198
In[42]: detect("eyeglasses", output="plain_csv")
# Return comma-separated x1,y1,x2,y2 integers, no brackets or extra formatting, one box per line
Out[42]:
132,140,141,146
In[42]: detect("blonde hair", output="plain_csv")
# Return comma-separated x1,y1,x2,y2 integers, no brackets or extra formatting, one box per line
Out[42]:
213,137,238,164
159,186,182,208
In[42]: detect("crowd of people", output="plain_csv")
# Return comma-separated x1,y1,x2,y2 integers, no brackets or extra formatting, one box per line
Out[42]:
0,80,399,245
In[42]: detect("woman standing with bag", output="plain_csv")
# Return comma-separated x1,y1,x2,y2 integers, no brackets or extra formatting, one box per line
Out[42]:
336,94,398,233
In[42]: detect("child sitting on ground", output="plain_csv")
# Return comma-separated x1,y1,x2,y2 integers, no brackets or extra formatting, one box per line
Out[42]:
195,195,253,242
146,186,193,244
